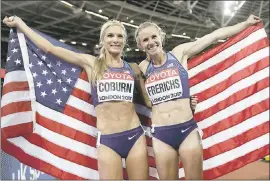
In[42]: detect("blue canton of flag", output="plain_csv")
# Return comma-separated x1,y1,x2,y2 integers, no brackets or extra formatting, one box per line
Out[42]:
2,27,100,180
24,29,82,112
5,29,25,72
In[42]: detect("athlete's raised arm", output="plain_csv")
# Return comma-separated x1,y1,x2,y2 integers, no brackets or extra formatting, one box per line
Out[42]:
3,16,95,69
172,14,261,61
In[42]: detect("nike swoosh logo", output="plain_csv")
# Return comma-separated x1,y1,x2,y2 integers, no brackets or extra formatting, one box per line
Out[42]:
181,126,192,133
128,133,138,140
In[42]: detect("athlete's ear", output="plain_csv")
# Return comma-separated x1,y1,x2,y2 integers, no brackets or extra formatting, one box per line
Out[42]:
138,44,143,51
137,39,144,51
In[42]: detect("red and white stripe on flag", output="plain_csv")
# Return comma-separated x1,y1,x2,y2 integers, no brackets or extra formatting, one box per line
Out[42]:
1,23,269,180
1,70,33,138
188,23,269,179
1,69,99,179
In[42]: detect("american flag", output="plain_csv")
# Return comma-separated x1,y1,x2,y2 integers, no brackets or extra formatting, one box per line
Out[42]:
188,23,269,179
1,28,98,179
1,23,269,180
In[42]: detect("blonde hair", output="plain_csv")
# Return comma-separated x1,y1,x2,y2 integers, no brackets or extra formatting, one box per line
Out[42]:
91,20,127,84
134,22,165,61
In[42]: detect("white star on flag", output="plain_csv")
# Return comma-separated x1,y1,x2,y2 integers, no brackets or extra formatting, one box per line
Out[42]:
33,53,37,57
11,48,18,53
6,56,10,62
36,82,43,88
56,98,62,105
57,79,62,84
29,63,33,68
15,59,21,65
62,87,68,93
47,79,53,85
37,61,43,66
52,89,58,95
56,61,62,66
61,69,67,75
41,55,47,60
52,72,56,75
10,38,16,43
47,63,52,68
41,91,47,97
42,70,48,76
32,72,38,78
66,78,72,84
71,68,76,72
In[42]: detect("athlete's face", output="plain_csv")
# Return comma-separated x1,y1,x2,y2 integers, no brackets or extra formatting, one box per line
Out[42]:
103,25,125,55
138,26,163,56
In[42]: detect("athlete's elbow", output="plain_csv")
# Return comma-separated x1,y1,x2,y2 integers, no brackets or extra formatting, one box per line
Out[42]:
43,45,55,54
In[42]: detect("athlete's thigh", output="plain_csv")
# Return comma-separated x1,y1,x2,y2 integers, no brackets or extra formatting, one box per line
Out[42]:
126,135,149,180
97,144,123,180
178,129,203,180
152,137,179,180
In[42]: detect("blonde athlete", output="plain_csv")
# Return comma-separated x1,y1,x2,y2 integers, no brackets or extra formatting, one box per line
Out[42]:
135,14,261,179
3,16,149,180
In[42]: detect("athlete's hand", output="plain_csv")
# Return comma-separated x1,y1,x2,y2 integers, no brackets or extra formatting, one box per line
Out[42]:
2,16,23,28
190,95,198,112
129,62,142,77
246,14,261,26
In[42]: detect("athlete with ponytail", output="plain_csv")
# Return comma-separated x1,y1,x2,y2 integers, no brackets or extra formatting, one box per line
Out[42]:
3,16,149,180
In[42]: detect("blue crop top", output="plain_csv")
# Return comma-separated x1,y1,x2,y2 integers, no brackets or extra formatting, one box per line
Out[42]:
144,52,190,105
91,61,136,107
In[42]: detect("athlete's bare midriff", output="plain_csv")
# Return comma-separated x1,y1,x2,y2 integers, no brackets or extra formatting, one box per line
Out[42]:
140,52,192,126
84,64,140,134
151,98,193,126
95,102,140,134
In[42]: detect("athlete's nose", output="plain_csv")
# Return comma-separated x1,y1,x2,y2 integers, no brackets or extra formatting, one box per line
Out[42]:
112,36,119,44
147,38,155,48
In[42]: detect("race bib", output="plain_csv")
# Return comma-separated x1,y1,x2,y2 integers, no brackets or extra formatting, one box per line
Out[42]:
145,68,182,104
97,72,134,102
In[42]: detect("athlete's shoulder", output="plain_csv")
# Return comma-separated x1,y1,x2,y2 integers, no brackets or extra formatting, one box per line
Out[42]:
139,59,150,74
